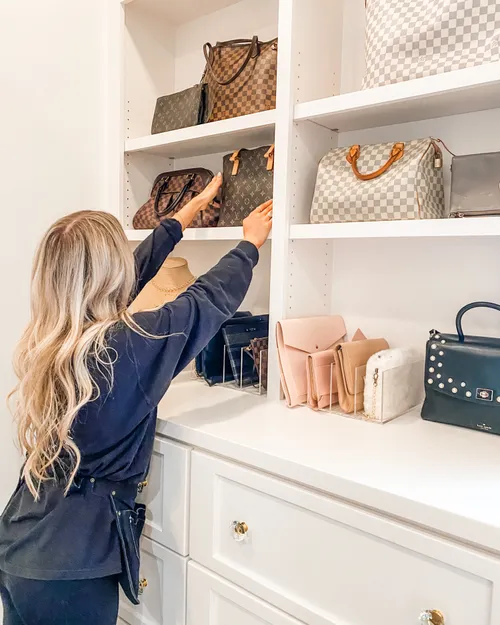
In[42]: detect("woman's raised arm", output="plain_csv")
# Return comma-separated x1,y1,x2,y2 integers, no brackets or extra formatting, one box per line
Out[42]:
131,174,223,298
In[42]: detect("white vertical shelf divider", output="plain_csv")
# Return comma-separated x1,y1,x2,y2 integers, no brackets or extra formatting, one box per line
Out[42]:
266,0,296,400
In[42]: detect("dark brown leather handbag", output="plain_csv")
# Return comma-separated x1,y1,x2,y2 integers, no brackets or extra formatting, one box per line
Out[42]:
219,145,274,227
133,169,219,230
249,336,268,391
201,36,278,123
151,84,207,134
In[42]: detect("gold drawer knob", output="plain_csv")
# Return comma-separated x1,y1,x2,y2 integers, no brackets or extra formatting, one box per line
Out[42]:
139,578,148,594
231,521,249,542
419,610,445,625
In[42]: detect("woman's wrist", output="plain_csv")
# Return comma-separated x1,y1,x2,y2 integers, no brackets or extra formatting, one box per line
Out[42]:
243,236,261,249
172,214,187,231
173,197,204,230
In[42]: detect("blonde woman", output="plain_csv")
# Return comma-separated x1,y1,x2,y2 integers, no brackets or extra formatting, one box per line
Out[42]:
0,174,272,625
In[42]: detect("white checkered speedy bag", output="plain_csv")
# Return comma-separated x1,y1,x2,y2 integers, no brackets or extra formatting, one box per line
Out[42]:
363,0,500,89
310,139,445,223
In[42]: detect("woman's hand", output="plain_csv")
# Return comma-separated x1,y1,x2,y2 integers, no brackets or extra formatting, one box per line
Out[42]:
243,200,273,249
173,173,222,230
196,173,223,208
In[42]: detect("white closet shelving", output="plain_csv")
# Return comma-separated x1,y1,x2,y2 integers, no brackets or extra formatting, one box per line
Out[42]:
108,0,500,406
106,2,500,624
295,64,500,132
125,110,275,158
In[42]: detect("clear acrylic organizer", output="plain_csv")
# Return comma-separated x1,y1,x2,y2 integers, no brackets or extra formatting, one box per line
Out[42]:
321,358,424,424
192,344,268,397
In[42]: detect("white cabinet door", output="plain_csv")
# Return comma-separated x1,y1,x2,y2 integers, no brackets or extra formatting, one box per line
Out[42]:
119,537,187,625
187,562,304,625
190,451,500,625
138,437,190,556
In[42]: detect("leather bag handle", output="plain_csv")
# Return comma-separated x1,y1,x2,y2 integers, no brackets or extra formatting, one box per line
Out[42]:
203,36,259,86
346,143,405,181
456,301,500,342
154,175,196,219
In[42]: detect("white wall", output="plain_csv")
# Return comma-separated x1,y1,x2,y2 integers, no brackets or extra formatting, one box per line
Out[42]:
0,1,107,511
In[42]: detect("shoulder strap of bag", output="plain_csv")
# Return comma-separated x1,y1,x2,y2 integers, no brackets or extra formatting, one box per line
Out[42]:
203,36,259,86
456,302,500,342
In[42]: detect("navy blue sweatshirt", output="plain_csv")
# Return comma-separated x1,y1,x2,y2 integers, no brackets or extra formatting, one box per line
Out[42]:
0,219,259,580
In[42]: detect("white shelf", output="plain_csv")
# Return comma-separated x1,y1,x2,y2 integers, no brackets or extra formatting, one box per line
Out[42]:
125,110,276,159
125,226,246,242
295,64,500,132
123,0,241,25
290,217,500,240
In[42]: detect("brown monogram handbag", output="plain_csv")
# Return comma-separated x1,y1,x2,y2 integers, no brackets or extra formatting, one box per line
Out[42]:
249,336,268,391
133,169,220,230
151,84,207,134
218,145,274,227
201,36,278,123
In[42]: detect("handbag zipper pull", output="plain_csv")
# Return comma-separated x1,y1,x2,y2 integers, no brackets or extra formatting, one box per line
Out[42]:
365,367,379,422
432,138,457,169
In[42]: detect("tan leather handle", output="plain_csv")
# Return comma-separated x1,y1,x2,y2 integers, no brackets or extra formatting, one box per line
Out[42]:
264,145,275,171
346,143,405,181
230,150,242,176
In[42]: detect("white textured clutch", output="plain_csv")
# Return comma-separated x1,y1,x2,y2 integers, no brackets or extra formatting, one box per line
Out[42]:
364,348,424,423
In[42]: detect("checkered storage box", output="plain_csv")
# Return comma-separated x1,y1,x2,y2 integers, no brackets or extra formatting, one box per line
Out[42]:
363,0,500,90
310,138,445,224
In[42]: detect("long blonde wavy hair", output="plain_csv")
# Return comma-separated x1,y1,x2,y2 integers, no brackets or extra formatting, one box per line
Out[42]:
9,211,138,499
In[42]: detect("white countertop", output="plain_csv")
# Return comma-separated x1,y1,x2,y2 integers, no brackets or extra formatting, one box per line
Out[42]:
157,376,500,553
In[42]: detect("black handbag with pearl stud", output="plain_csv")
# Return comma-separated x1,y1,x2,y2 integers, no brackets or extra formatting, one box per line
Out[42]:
422,302,500,435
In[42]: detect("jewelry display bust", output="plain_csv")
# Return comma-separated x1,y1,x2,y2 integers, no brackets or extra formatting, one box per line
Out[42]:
130,257,196,313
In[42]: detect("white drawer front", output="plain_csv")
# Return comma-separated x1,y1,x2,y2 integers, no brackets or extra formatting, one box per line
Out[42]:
119,537,187,625
190,451,500,625
187,561,304,625
138,437,190,555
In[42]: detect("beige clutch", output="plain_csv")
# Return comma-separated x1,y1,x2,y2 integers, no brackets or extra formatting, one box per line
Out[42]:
306,329,366,411
334,338,389,414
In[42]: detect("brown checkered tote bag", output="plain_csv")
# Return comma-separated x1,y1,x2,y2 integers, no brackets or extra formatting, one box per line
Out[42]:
201,36,278,123
133,168,220,230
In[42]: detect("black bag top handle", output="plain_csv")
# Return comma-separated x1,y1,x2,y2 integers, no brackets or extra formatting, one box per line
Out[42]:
154,175,196,219
456,301,500,342
203,36,259,86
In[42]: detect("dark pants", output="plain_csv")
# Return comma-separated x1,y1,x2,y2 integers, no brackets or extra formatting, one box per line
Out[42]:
0,571,119,625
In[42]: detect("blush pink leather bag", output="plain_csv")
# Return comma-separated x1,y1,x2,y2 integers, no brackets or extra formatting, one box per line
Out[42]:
307,329,366,411
276,316,347,408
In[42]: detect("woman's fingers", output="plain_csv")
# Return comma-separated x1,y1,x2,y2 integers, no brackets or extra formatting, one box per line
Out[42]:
257,199,273,213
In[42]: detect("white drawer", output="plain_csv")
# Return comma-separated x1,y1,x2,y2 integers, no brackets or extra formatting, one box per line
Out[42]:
138,437,190,556
187,561,304,625
190,451,500,625
119,537,187,625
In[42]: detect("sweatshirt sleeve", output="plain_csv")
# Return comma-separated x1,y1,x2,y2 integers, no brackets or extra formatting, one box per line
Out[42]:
128,241,259,408
131,219,183,300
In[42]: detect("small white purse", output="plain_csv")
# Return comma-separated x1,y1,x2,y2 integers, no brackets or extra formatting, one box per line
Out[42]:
363,348,424,423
